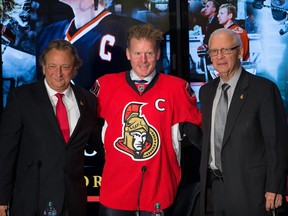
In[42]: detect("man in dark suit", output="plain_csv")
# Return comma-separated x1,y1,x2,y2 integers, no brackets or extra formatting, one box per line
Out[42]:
199,28,288,216
202,0,222,46
0,39,97,216
198,0,223,76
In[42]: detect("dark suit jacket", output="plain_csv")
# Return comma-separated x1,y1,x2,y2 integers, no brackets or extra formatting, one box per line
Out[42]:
0,79,97,216
199,69,288,216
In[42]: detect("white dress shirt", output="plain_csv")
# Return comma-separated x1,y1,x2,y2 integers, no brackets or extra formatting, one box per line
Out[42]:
209,67,242,170
130,70,156,84
44,79,80,136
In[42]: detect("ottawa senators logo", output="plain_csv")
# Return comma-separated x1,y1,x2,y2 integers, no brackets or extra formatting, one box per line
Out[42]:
114,102,160,160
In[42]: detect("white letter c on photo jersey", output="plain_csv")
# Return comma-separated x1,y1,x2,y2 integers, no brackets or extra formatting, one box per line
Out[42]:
100,34,116,61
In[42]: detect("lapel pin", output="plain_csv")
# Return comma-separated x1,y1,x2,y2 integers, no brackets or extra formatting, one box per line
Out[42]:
240,94,244,99
80,101,84,106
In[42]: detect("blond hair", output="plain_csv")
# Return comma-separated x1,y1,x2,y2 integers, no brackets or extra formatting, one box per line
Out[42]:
127,23,163,50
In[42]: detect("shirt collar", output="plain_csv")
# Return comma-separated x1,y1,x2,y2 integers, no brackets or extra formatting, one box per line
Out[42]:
218,66,242,90
209,16,216,23
130,70,156,84
44,78,73,99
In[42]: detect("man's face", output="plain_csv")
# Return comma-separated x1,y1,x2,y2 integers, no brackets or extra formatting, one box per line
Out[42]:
217,8,230,25
131,131,147,151
204,1,216,18
209,31,243,78
42,48,76,92
126,38,160,79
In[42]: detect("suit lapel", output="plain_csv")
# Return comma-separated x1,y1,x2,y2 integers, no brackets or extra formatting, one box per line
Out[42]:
207,80,219,132
69,85,87,141
33,80,64,141
203,79,219,155
222,70,249,147
33,81,90,144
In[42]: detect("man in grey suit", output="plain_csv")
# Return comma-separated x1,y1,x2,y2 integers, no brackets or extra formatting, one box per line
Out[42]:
0,39,97,216
199,28,288,216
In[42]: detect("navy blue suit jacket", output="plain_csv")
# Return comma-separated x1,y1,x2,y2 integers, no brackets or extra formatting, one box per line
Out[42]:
199,69,288,216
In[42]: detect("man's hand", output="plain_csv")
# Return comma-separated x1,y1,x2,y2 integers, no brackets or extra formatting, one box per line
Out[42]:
265,192,283,211
0,205,8,216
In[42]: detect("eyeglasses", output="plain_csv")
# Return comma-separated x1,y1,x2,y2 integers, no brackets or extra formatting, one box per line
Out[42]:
208,46,240,56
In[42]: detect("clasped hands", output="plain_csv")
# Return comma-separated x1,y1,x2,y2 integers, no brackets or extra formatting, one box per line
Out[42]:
265,192,283,212
0,205,7,216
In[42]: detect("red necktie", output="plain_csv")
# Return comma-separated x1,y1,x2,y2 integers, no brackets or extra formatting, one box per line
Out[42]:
55,93,70,143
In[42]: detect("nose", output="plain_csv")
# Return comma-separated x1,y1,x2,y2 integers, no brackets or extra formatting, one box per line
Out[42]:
215,50,225,59
140,54,148,62
55,66,63,76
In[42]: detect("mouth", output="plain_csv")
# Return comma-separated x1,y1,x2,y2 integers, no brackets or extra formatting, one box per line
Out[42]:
54,77,64,82
139,64,149,70
217,62,227,67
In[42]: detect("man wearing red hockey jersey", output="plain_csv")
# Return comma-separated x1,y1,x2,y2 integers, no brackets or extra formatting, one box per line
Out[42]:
91,23,202,215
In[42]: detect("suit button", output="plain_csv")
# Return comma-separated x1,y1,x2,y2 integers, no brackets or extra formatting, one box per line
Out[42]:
27,160,33,167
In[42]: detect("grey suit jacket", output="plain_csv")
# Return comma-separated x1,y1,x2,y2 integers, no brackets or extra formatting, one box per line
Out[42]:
199,69,288,216
0,79,97,216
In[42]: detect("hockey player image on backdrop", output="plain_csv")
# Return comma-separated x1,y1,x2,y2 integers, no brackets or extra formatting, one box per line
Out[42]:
36,0,142,90
201,0,222,46
217,3,250,61
1,0,38,106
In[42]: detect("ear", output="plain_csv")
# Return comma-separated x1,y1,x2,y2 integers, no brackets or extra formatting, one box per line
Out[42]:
156,49,161,60
228,13,233,19
238,46,244,60
126,48,131,60
72,68,78,78
42,64,46,75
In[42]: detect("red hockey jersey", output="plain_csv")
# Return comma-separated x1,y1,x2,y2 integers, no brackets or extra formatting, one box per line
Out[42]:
94,71,201,211
229,24,250,61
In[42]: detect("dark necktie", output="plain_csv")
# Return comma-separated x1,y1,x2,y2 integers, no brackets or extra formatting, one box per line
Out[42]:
206,21,210,32
55,93,70,143
133,79,148,84
214,83,230,171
